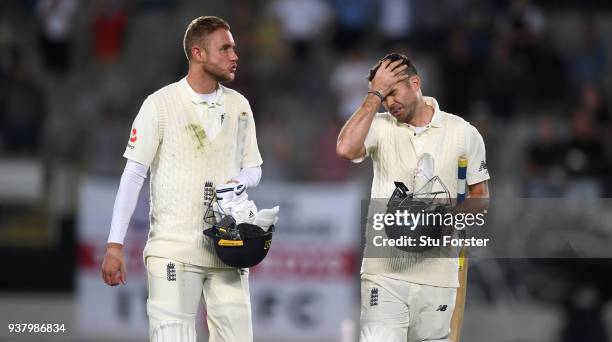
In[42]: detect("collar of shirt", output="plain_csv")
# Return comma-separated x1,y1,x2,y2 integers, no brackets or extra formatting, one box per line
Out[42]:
401,96,445,133
180,77,225,106
423,96,445,128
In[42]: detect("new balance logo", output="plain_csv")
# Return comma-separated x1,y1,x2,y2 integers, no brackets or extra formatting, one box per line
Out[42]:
478,160,487,172
167,262,176,281
436,305,448,312
370,288,379,306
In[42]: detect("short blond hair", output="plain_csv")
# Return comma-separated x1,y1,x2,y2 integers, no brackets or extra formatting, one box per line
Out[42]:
183,16,230,61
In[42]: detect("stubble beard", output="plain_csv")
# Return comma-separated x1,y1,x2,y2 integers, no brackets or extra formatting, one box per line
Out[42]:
400,101,418,124
203,64,233,83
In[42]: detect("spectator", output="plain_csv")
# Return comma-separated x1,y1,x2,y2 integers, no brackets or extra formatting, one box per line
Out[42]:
440,26,476,117
252,15,287,75
36,0,77,73
562,108,604,181
92,0,127,63
329,49,371,120
483,38,521,120
577,83,610,129
507,0,545,37
312,118,350,182
257,113,296,181
503,0,567,102
409,0,455,50
562,285,609,342
0,52,46,156
377,0,413,49
86,102,128,176
569,18,607,87
267,0,332,62
329,0,374,52
524,116,566,196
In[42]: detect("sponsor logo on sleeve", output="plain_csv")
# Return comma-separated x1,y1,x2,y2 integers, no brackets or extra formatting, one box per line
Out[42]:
127,128,137,149
478,160,487,173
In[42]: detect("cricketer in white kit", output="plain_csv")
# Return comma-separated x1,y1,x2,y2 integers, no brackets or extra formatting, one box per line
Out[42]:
337,53,490,342
101,16,263,342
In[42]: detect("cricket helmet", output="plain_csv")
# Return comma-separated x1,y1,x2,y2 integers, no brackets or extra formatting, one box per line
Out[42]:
384,177,452,252
203,215,275,268
202,183,275,268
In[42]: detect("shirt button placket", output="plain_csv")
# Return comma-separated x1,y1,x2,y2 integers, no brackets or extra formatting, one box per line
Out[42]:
414,131,424,154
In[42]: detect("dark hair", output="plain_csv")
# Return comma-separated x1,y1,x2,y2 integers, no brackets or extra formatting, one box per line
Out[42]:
367,53,418,81
183,16,231,61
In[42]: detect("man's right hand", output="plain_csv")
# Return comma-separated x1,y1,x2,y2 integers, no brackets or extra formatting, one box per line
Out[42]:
101,243,127,286
369,59,409,97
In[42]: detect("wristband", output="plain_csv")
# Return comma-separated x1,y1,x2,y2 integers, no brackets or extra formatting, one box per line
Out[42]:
367,90,384,102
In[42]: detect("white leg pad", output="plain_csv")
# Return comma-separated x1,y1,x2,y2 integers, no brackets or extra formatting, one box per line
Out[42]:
150,321,196,342
360,325,406,342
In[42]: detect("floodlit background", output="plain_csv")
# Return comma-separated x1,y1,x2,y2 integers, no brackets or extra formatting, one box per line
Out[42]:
1,0,612,341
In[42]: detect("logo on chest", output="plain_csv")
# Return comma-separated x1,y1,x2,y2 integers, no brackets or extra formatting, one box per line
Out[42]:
186,123,207,149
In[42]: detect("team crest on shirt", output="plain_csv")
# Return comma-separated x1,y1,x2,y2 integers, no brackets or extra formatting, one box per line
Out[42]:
370,288,378,306
127,128,137,149
167,262,176,281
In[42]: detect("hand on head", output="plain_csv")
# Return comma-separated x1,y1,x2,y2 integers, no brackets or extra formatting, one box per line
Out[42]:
369,59,409,97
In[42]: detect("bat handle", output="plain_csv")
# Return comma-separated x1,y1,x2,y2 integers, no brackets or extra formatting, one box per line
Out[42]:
457,157,467,204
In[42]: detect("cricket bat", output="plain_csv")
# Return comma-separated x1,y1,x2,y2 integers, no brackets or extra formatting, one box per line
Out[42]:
450,157,468,342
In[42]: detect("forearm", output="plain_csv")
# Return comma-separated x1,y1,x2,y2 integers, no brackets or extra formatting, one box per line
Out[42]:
231,166,262,189
336,94,380,159
107,160,148,245
454,198,489,217
454,181,490,214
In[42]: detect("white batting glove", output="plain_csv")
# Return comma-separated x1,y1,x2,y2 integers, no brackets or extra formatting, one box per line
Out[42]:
230,199,258,224
215,182,256,224
253,206,280,232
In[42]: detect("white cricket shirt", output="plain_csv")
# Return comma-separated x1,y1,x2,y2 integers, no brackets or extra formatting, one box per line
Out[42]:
355,96,490,287
123,78,263,266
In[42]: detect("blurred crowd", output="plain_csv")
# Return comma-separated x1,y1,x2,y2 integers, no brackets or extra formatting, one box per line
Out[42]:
0,0,611,194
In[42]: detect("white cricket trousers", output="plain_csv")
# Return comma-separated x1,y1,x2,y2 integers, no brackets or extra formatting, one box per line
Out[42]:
146,257,252,342
360,274,457,342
